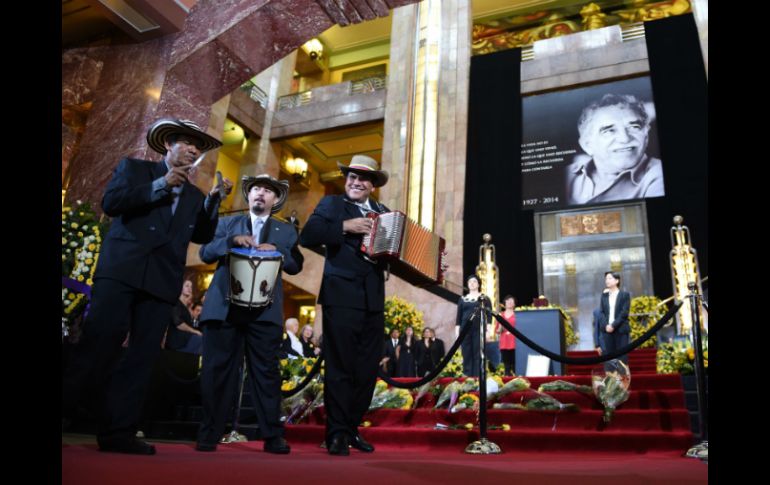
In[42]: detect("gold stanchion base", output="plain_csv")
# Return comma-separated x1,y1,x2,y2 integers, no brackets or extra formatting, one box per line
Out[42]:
685,440,707,462
465,437,502,454
220,430,248,443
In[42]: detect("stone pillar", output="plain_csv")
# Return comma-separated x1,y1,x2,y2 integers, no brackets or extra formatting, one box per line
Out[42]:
380,0,472,345
690,0,708,78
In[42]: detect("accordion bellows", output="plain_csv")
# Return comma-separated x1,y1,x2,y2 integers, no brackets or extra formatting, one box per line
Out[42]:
361,211,445,286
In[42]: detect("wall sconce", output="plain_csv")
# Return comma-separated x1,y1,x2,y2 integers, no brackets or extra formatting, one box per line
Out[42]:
564,253,577,275
299,305,316,325
285,157,309,183
609,251,623,272
301,38,324,60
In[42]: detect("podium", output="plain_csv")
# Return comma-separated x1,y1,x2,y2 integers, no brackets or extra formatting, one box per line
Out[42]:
514,309,566,376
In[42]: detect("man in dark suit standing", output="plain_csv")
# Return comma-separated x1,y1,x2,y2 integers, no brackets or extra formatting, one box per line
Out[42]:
62,118,232,455
381,328,400,376
599,271,631,368
299,155,389,456
195,174,303,454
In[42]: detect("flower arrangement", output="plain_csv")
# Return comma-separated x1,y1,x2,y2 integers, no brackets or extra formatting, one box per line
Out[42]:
62,200,108,327
368,384,414,410
438,351,464,378
656,335,708,375
384,296,424,337
513,304,579,347
450,393,480,413
280,356,318,389
591,361,631,423
629,295,666,349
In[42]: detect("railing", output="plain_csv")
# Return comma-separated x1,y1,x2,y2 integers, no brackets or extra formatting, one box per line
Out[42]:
621,22,645,42
350,75,387,94
277,90,313,110
276,75,387,111
239,81,268,108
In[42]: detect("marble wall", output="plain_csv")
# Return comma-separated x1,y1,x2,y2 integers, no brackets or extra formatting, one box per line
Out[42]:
62,0,421,207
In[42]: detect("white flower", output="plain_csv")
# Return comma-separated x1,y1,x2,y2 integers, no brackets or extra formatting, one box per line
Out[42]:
64,300,71,306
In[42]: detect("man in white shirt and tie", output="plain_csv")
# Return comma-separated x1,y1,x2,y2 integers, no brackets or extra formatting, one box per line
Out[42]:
599,271,631,370
195,174,304,455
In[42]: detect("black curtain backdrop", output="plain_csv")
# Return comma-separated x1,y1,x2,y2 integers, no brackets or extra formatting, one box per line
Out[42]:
463,14,708,304
645,13,708,299
464,48,539,305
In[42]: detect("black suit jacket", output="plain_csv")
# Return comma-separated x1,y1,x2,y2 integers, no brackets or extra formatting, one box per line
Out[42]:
600,290,631,335
198,214,303,326
95,158,219,303
299,195,389,311
383,338,399,375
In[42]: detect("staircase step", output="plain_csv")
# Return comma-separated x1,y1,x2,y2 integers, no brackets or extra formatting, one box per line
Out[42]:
282,425,693,452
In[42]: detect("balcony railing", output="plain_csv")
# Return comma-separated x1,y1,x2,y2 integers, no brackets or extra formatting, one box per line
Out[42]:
276,75,387,111
239,81,268,108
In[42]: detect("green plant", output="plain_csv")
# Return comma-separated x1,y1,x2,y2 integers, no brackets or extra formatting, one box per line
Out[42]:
630,295,666,349
384,296,424,337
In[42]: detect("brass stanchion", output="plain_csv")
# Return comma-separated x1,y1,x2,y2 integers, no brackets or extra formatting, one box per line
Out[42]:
670,216,707,460
465,295,501,454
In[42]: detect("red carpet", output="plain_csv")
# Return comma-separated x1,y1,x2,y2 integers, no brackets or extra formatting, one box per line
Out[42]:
566,348,659,375
279,369,693,453
62,440,707,485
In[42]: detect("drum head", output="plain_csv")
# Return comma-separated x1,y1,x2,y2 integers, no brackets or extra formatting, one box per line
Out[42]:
229,248,283,259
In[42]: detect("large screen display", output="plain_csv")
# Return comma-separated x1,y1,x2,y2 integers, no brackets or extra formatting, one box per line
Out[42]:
521,76,664,210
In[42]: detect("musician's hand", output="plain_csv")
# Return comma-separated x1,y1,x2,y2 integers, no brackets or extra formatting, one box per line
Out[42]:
256,243,276,251
343,217,373,235
209,176,234,198
233,235,257,248
165,166,191,187
605,324,614,334
595,347,602,355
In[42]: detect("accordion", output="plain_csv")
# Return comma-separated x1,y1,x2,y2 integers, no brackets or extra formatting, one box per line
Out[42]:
360,210,445,286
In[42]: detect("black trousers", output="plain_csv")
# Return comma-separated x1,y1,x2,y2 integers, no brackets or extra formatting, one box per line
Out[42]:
600,331,630,370
62,278,172,442
197,307,284,445
322,306,384,442
500,349,516,376
460,319,481,377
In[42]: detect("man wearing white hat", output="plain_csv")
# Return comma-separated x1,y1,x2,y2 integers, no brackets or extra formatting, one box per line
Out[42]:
63,118,233,455
300,154,389,456
195,174,303,455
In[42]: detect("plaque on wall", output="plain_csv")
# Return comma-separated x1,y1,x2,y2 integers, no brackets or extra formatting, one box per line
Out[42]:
560,211,622,237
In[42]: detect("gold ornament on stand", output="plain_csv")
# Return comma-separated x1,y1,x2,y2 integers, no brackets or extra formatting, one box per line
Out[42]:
476,234,500,341
669,215,705,336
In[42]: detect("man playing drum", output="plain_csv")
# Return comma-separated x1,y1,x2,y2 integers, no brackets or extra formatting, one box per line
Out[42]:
195,174,303,454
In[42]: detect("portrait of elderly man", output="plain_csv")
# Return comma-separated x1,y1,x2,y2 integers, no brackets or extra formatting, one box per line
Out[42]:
565,93,664,205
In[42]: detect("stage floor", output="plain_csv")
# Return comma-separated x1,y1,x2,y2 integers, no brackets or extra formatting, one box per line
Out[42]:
62,434,707,485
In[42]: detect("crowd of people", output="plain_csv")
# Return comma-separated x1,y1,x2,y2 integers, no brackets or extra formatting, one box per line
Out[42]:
62,116,629,458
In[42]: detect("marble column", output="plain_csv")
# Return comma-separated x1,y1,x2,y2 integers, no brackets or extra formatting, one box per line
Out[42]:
690,0,708,78
380,0,472,345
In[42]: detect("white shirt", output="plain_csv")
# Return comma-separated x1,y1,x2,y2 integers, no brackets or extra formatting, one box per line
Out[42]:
608,290,618,325
354,199,373,216
287,331,303,358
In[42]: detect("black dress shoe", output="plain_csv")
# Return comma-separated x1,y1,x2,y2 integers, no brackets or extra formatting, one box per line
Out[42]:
264,436,290,454
98,438,156,455
327,434,350,456
351,433,374,452
195,442,217,452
